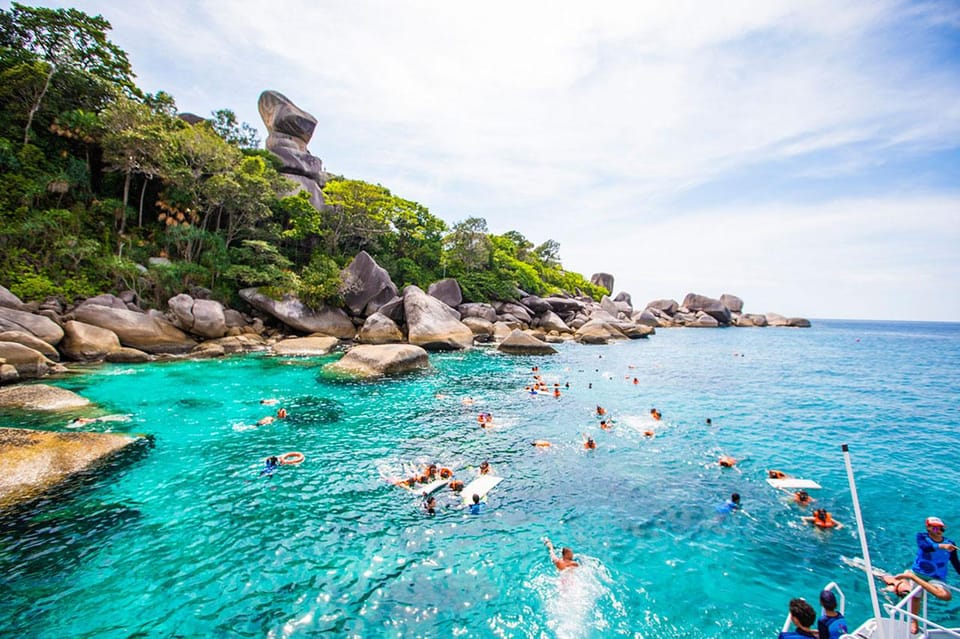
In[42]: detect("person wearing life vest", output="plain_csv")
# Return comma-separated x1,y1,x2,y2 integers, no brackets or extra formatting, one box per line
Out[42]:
650,408,662,421
804,508,843,529
768,469,789,480
718,455,737,468
903,515,960,633
794,490,814,507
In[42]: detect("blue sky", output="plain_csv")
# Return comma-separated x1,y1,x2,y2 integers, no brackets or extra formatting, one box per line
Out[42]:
17,0,960,320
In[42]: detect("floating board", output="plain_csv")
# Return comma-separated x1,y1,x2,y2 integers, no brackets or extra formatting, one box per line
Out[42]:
461,475,503,505
415,478,450,496
766,478,822,490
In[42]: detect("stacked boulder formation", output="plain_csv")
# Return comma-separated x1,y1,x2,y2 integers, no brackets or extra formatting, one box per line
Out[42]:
258,90,328,210
635,292,810,328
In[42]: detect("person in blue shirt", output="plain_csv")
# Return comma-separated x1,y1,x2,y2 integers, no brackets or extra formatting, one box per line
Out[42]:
817,590,847,639
778,598,817,639
716,493,741,514
259,456,279,477
903,516,960,633
469,493,485,515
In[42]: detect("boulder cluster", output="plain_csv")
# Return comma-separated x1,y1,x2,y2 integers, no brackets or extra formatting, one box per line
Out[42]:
636,292,811,328
0,254,808,385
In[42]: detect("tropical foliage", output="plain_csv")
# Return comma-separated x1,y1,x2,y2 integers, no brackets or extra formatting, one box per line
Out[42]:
0,3,608,308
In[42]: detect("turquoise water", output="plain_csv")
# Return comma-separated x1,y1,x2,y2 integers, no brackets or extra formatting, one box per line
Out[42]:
2,320,959,638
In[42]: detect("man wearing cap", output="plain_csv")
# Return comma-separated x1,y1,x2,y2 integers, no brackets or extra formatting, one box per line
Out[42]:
898,516,960,633
817,590,847,639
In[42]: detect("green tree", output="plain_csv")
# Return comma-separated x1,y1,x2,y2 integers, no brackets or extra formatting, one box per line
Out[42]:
443,216,492,272
1,2,136,144
210,108,261,149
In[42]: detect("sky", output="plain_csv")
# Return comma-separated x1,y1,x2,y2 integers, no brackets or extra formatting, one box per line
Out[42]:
16,0,960,320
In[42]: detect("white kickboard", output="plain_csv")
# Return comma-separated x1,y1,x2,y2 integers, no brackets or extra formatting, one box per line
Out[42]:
767,478,822,490
415,478,450,496
461,475,503,504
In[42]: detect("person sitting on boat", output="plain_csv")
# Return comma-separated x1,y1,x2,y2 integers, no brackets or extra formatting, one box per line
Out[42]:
903,515,960,633
716,493,741,514
794,490,814,507
777,598,817,639
803,508,843,529
543,537,579,571
817,590,847,639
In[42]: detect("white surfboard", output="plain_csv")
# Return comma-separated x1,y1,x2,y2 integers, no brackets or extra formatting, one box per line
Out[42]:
461,475,503,504
766,478,822,490
416,478,450,496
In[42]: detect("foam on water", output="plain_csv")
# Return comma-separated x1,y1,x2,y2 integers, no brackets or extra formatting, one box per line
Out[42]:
1,320,959,637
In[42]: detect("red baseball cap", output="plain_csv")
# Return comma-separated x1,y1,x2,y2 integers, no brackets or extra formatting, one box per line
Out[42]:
926,516,946,528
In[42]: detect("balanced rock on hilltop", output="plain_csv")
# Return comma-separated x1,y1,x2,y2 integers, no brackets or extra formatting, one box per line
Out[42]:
259,90,327,210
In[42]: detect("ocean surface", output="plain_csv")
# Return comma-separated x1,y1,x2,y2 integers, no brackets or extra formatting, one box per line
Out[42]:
1,319,958,638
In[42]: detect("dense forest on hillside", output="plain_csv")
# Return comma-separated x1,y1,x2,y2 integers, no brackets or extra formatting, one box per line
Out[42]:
0,3,607,311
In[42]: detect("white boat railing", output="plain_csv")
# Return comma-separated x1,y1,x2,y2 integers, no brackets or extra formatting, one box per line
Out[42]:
881,583,960,639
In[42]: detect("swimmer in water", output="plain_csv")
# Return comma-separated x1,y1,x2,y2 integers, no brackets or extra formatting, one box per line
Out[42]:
583,436,597,450
257,415,275,426
479,461,491,475
543,537,579,571
260,456,280,477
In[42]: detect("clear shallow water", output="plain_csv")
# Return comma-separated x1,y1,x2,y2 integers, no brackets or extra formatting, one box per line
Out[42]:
1,320,959,638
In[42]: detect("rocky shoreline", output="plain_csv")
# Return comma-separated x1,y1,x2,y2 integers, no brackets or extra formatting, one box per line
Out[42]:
0,252,808,385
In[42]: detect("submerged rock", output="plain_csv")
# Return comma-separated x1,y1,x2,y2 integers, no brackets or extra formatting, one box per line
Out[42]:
324,344,429,378
0,384,91,411
0,427,144,510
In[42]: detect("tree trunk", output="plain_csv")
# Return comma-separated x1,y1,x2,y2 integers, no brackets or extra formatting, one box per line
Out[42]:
23,63,56,146
138,177,149,227
120,170,131,234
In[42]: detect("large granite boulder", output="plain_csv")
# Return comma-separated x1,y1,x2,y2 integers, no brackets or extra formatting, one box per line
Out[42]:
458,303,498,323
325,344,429,378
376,296,405,323
497,329,557,355
77,294,128,310
0,307,64,345
543,297,586,314
618,322,656,338
538,311,572,333
765,313,789,327
462,317,495,338
341,251,399,317
167,294,227,339
427,278,463,309
613,292,633,309
271,336,339,356
520,295,551,314
600,296,622,318
0,427,143,510
492,322,514,341
590,273,614,293
787,317,811,328
60,321,122,361
0,384,90,410
106,347,152,363
689,312,720,328
239,288,355,339
205,335,268,354
0,286,24,309
681,293,731,325
633,309,660,327
575,319,629,344
499,302,533,324
402,286,474,351
719,294,744,313
0,343,62,379
645,299,679,316
259,90,326,210
0,330,60,361
73,305,196,354
358,313,404,344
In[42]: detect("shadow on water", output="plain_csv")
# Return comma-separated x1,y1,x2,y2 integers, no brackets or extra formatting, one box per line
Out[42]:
285,396,344,426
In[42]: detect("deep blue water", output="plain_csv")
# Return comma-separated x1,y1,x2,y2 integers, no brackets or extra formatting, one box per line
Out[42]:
1,319,958,638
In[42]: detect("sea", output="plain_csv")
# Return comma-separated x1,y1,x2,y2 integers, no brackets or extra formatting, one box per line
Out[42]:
1,319,958,638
